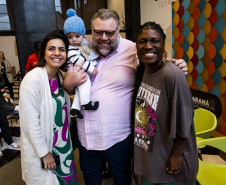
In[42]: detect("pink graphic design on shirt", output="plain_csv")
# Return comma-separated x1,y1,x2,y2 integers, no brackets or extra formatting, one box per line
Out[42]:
134,83,161,152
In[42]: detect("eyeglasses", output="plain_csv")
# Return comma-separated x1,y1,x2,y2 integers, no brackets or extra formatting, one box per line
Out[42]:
93,28,118,37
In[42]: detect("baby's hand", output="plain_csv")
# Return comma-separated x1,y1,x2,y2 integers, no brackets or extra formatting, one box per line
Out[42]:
92,68,98,76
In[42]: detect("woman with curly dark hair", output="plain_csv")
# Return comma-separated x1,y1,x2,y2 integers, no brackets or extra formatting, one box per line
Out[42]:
132,22,198,185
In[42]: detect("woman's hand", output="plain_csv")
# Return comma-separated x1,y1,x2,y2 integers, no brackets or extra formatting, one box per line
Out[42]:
171,58,188,75
41,152,56,170
166,153,182,175
166,136,187,175
63,62,87,93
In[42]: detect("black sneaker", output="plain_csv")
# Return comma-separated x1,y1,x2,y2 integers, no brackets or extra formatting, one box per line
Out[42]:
82,101,99,110
70,109,83,119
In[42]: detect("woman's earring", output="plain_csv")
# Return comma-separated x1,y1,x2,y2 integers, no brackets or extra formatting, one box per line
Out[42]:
163,51,167,60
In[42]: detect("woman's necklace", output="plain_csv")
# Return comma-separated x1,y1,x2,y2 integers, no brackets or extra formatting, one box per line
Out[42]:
49,74,63,97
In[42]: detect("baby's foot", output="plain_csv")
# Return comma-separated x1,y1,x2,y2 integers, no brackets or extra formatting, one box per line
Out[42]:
82,101,99,110
70,109,83,119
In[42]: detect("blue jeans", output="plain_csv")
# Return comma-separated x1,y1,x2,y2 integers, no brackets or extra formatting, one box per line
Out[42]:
77,134,133,185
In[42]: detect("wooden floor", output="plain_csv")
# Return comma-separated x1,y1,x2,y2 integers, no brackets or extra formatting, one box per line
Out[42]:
202,154,226,165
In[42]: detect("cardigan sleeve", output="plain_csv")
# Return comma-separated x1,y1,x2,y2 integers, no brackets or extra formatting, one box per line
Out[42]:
19,72,49,158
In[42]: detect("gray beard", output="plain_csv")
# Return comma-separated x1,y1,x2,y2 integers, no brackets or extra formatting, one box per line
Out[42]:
93,35,120,57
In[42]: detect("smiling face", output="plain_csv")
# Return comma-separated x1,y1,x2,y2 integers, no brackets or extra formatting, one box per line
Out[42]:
92,17,120,57
136,28,165,69
67,32,83,46
44,39,67,71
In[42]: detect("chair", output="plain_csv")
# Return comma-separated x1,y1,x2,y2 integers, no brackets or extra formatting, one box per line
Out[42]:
194,108,217,139
196,137,226,185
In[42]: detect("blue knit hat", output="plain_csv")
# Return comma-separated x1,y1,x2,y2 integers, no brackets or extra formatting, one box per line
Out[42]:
64,9,86,36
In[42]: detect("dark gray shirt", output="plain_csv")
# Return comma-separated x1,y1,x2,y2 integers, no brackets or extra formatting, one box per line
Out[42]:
134,61,198,184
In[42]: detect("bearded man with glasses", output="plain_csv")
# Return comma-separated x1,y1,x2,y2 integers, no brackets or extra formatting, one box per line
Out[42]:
63,8,188,185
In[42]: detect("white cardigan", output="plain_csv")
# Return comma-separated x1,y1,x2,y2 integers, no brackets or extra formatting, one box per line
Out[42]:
19,67,71,185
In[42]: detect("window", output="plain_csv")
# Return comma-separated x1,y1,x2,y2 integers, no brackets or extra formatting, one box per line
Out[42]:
55,0,62,13
74,0,77,9
74,0,87,10
74,0,81,10
0,0,10,30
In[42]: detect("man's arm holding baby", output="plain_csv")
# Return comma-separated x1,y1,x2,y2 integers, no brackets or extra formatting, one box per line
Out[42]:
63,62,87,94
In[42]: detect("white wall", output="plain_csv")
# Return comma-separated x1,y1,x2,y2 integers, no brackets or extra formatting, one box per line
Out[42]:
0,36,20,73
140,0,173,59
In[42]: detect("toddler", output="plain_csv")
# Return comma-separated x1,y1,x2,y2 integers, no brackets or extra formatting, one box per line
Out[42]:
64,8,99,119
